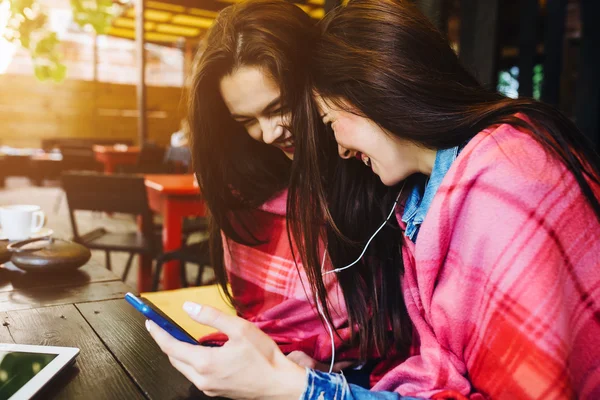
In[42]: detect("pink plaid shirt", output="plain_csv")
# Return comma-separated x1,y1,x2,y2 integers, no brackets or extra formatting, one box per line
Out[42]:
372,122,600,399
200,191,372,364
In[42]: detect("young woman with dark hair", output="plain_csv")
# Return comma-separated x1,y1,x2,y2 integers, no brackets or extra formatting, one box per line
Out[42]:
147,0,600,399
288,0,600,398
187,0,412,387
148,0,390,389
187,0,356,361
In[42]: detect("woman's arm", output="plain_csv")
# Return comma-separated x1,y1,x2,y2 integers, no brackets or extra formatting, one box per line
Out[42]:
148,302,424,400
147,303,306,400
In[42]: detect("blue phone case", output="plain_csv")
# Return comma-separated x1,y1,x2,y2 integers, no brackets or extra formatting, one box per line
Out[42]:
125,292,198,345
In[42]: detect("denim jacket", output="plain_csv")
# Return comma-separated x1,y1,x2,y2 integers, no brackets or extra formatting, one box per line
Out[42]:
300,369,424,400
402,146,461,243
299,146,463,400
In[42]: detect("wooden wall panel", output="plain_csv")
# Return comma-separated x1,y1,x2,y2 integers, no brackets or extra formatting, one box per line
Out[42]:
0,75,184,148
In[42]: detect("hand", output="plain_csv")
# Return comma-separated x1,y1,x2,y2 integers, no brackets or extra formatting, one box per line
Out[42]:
146,302,307,400
286,351,355,373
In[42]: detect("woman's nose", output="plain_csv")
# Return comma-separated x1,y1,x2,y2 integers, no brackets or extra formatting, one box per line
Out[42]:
261,121,284,144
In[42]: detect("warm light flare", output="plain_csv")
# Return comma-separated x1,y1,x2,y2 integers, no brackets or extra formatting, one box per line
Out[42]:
23,7,34,20
0,0,8,36
0,1,16,75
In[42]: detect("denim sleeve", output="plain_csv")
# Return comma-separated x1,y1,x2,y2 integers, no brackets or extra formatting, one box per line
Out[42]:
299,369,424,400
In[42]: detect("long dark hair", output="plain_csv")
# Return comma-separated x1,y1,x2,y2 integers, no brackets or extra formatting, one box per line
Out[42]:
289,0,600,358
189,0,317,307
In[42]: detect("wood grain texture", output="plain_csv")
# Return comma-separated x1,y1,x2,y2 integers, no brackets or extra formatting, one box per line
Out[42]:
0,304,144,399
77,299,217,400
0,281,133,312
0,260,120,293
0,313,15,343
0,75,185,148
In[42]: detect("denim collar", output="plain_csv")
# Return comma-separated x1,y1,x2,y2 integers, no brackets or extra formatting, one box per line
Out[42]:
401,146,460,243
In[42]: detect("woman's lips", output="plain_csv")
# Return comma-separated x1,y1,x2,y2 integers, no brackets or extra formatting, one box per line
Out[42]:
274,138,295,154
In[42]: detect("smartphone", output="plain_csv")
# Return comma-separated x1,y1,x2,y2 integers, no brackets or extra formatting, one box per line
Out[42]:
125,292,199,345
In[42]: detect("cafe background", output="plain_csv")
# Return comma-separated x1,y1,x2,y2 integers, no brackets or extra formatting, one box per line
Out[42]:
0,0,599,291
0,2,597,397
0,0,598,148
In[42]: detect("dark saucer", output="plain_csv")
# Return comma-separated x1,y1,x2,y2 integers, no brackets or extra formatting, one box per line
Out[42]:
8,237,91,273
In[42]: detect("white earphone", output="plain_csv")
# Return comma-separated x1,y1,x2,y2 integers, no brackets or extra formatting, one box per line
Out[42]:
316,181,406,373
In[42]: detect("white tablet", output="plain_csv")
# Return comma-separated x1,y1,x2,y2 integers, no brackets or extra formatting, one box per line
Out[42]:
0,343,80,400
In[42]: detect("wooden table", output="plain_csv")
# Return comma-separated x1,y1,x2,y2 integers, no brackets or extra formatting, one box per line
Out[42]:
0,259,214,399
93,145,140,174
142,174,205,292
0,148,49,186
29,152,64,184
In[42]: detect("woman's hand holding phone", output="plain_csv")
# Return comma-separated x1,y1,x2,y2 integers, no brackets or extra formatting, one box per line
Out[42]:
146,302,307,400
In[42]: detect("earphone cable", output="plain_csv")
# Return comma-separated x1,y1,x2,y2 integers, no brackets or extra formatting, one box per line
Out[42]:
317,181,406,373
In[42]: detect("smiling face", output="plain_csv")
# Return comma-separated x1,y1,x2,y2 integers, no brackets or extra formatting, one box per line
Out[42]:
220,66,294,160
316,96,436,185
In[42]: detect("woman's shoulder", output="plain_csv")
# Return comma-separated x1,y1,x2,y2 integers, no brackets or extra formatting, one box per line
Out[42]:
435,120,599,235
454,121,571,195
423,119,600,266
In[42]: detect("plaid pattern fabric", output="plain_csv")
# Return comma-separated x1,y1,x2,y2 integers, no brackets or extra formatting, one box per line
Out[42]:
199,191,364,363
372,123,600,399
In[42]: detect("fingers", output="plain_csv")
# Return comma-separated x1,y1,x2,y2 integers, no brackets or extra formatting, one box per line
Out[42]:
168,357,218,397
169,356,203,388
146,319,207,364
286,351,318,369
183,302,251,339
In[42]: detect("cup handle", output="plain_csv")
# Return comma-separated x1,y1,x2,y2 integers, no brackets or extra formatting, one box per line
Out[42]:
31,210,45,233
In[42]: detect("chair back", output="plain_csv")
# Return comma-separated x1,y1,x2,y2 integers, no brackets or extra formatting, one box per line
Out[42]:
164,146,192,173
117,143,171,174
137,143,166,168
58,145,101,172
61,171,155,242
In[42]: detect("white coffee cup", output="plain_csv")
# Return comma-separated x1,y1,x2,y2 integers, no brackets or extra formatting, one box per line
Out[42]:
0,205,46,241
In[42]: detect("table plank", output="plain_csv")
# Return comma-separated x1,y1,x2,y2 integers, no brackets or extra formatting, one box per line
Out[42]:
0,260,120,293
0,304,144,399
77,299,217,400
0,314,14,343
0,281,133,312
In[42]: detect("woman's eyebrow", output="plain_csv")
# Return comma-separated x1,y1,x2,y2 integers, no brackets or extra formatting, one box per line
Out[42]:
262,97,282,114
230,97,282,121
230,113,252,121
